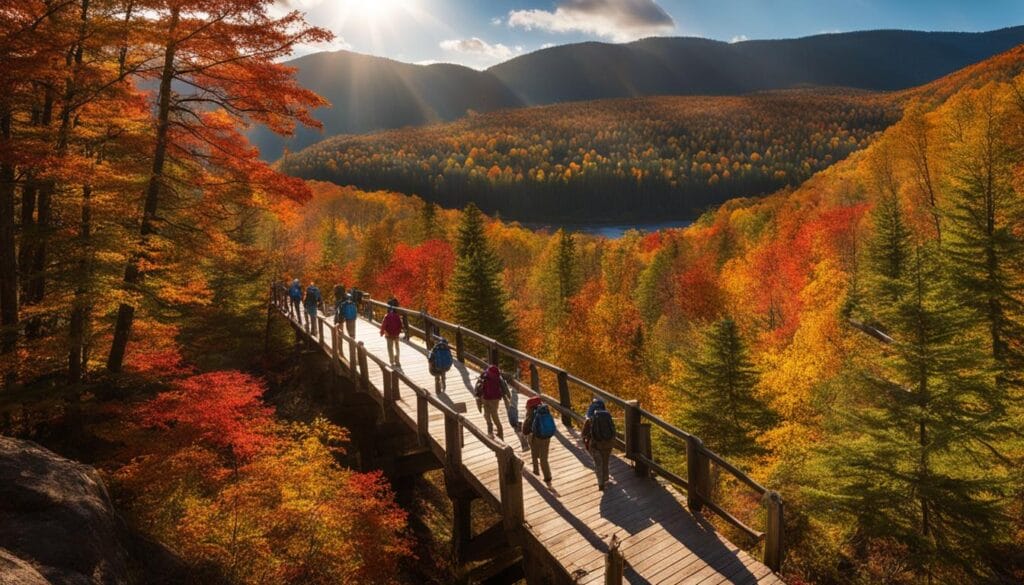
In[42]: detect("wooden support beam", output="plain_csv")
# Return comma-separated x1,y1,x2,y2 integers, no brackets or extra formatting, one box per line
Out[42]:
452,494,472,564
764,491,784,572
461,521,510,564
605,534,624,585
530,363,539,393
686,435,710,513
557,370,573,428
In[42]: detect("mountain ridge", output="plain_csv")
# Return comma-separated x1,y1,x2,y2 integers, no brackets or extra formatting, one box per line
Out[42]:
251,26,1024,160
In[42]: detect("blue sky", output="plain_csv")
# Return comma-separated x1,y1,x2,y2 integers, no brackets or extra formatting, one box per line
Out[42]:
279,0,1024,68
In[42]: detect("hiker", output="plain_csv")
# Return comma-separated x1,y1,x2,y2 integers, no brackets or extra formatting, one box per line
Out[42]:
349,287,364,314
582,398,616,491
333,284,346,313
522,396,554,484
475,364,511,439
303,281,323,333
380,303,403,366
288,278,302,319
335,293,358,339
428,337,454,392
387,296,407,340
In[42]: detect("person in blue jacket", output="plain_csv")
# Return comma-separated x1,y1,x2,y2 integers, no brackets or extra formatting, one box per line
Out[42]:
303,281,323,333
288,279,302,319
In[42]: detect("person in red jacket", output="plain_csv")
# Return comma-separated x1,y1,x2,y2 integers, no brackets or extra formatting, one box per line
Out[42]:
380,305,404,366
475,365,511,439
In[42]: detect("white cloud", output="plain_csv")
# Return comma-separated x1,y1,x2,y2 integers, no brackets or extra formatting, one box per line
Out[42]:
507,0,675,43
541,42,556,49
491,17,503,26
730,34,748,43
440,37,520,63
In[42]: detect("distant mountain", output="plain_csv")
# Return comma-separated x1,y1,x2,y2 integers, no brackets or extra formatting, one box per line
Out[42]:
489,27,1024,103
254,26,1024,160
250,52,522,160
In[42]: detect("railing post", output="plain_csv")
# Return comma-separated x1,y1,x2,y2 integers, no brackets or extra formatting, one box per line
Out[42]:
624,400,650,478
686,435,710,513
488,341,499,366
417,390,429,446
422,311,432,343
605,534,624,585
402,313,410,341
330,325,341,371
764,491,784,572
317,316,324,346
557,370,572,427
530,363,539,394
357,342,369,391
444,411,463,472
455,327,465,362
363,295,373,320
497,445,524,531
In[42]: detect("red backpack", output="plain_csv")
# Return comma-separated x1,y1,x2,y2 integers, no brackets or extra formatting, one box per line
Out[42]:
381,311,402,337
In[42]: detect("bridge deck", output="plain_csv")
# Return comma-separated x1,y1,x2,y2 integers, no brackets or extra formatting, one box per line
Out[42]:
284,307,782,584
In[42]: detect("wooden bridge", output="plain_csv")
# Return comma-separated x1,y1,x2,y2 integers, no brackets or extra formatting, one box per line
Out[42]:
270,286,785,584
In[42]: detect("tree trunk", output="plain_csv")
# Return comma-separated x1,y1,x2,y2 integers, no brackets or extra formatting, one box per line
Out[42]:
68,184,91,383
107,7,178,372
0,106,18,387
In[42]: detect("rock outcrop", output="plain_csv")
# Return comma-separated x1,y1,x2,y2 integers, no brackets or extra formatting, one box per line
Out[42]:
0,437,129,585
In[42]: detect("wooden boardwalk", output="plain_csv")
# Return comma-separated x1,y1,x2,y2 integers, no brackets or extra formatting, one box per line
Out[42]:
273,293,784,584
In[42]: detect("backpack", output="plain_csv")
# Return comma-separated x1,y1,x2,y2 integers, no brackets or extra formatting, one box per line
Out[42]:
289,284,302,300
305,286,321,306
591,409,615,442
429,343,453,374
381,311,402,337
480,367,504,400
532,404,556,439
341,300,357,321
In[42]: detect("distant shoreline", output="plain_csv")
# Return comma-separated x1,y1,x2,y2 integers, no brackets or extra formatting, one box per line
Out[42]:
520,220,693,239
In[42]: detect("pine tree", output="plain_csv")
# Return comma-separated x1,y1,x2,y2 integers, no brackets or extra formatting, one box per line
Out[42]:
824,203,1010,580
943,85,1024,376
555,229,580,303
673,317,774,459
448,203,515,344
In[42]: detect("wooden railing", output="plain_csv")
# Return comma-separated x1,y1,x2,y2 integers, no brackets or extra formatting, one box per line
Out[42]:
271,286,527,531
271,285,784,572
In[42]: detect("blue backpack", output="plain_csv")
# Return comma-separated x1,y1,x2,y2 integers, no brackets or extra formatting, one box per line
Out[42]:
532,404,556,439
591,409,616,442
430,343,453,373
304,286,321,306
289,283,302,300
341,300,357,321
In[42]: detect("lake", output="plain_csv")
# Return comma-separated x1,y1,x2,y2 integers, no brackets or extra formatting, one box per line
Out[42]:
521,220,692,239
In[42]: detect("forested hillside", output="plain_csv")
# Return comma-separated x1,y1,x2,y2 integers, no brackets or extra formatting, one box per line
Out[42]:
278,90,901,221
251,27,1024,159
274,52,1024,582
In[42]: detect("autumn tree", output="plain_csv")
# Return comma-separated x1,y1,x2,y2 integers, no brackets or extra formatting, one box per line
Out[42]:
105,0,330,372
672,317,774,459
448,203,514,343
